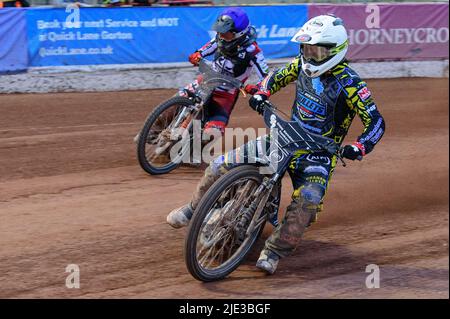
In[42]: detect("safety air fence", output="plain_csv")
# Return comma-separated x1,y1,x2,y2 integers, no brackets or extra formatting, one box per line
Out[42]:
0,3,448,80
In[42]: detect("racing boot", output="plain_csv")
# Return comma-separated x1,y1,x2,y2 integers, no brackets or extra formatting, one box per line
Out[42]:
256,248,280,275
166,203,193,229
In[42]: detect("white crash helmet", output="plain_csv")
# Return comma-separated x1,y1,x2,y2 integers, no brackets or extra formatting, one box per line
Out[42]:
291,14,349,78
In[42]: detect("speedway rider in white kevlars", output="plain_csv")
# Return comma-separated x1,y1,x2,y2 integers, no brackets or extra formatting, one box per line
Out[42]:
168,14,385,275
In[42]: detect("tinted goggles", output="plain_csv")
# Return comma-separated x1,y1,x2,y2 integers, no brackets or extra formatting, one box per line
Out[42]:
301,41,348,63
218,31,236,42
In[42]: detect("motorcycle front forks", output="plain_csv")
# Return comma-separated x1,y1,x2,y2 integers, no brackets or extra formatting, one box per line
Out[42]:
244,169,286,236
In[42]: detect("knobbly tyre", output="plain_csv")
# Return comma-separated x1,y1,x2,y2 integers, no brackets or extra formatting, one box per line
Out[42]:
184,100,360,282
136,59,244,175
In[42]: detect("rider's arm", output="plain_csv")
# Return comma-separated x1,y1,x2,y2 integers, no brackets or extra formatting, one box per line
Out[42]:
258,56,300,95
248,43,269,80
346,80,385,155
196,38,218,58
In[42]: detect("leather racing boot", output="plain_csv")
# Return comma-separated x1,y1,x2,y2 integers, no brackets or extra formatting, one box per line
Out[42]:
256,248,280,275
166,204,194,229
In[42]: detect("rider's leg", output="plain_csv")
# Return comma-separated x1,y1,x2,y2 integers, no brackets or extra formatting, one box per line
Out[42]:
257,151,337,274
167,90,242,227
202,89,238,136
182,89,239,165
167,135,270,228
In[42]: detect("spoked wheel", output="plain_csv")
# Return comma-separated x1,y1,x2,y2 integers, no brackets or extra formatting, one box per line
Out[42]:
184,165,268,282
137,96,198,175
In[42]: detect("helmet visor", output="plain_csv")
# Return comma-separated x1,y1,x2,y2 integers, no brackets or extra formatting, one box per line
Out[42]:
301,41,348,63
301,44,332,63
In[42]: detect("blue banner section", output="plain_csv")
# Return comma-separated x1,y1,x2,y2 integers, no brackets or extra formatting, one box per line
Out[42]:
26,6,307,67
0,8,28,74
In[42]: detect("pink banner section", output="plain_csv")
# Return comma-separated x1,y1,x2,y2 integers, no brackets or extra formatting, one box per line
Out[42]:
308,3,449,61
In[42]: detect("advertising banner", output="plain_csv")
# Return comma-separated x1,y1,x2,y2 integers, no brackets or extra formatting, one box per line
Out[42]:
309,3,449,61
0,8,28,74
26,6,308,67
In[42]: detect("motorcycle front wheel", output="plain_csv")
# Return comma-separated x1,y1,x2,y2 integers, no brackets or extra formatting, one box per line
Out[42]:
184,165,269,282
137,96,197,175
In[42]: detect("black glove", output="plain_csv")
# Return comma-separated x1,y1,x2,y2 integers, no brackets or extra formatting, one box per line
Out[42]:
249,92,269,114
341,143,365,161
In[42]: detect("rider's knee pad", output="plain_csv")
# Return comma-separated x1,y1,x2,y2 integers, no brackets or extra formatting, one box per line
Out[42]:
210,154,228,176
292,184,325,224
300,184,323,206
204,121,226,136
293,184,323,204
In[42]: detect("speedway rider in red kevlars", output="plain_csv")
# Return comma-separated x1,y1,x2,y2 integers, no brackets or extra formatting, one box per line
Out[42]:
182,7,269,136
134,7,268,143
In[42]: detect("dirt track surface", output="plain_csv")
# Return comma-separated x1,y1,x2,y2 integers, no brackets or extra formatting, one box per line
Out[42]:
0,78,448,299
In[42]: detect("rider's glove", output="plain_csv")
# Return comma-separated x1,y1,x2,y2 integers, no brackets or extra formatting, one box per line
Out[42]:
188,51,202,66
244,84,260,95
341,142,366,160
249,90,270,115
